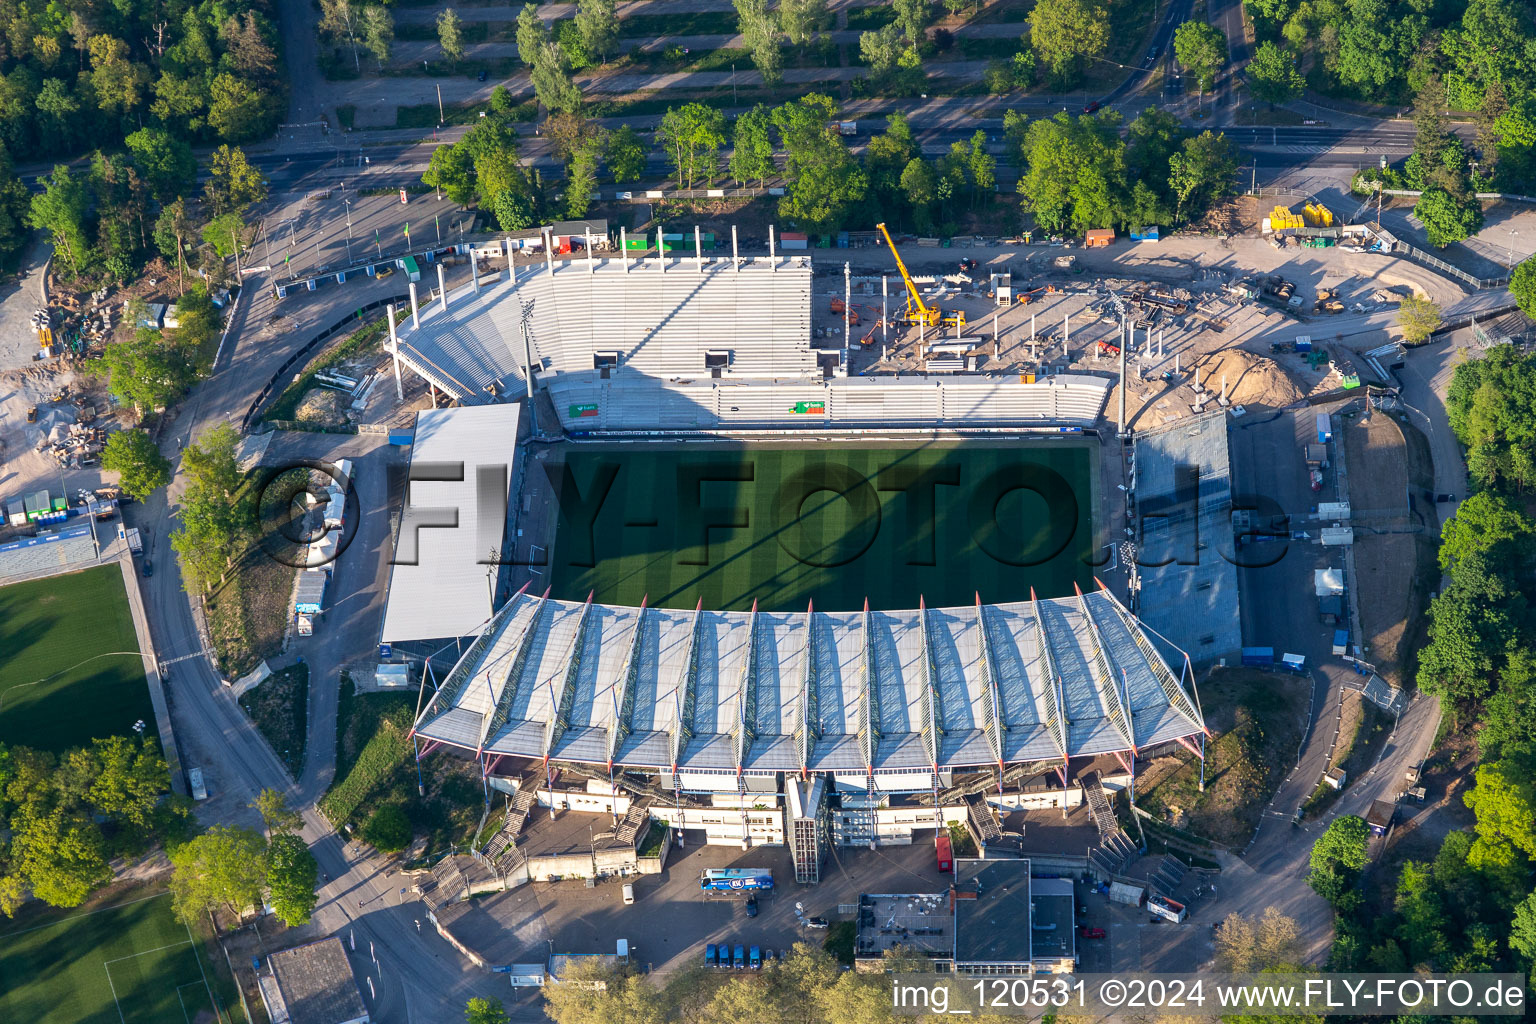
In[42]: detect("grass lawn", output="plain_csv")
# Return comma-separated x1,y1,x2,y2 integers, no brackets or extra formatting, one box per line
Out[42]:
0,890,226,1024
324,676,481,855
0,565,153,754
238,663,309,778
1137,667,1311,847
545,440,1095,612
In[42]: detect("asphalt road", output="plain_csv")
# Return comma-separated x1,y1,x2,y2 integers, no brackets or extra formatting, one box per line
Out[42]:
125,276,516,1024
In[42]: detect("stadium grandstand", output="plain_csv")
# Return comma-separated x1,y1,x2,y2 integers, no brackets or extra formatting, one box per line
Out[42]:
381,229,1115,432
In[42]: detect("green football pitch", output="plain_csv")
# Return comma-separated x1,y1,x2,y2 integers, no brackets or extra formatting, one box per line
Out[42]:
545,440,1096,611
0,564,153,753
0,890,223,1024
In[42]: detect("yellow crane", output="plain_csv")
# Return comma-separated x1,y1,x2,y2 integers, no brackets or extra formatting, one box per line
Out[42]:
876,223,966,330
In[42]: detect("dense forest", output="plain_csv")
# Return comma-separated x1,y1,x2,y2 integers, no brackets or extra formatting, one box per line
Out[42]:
0,0,286,163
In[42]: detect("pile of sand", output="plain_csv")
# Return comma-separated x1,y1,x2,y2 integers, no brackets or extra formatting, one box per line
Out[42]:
1189,347,1305,409
294,388,348,427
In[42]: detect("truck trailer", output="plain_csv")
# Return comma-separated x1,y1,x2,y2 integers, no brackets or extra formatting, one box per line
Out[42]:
1147,895,1187,923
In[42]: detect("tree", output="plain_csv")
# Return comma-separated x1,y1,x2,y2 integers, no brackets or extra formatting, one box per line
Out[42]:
124,128,195,201
1014,111,1128,234
606,125,647,182
1446,344,1536,491
0,154,34,271
530,42,582,114
1438,492,1536,573
1464,759,1536,863
1173,20,1227,95
575,0,618,63
658,103,728,188
517,3,548,66
1512,258,1536,319
968,130,996,195
729,106,777,185
266,833,318,926
1213,907,1302,972
438,8,465,66
1415,187,1484,248
28,165,91,275
205,145,266,216
900,157,936,208
1397,293,1442,344
168,825,268,926
1028,0,1108,82
424,144,477,205
99,330,197,415
320,0,363,72
1512,890,1536,961
171,423,249,591
860,24,909,82
101,430,171,499
565,143,600,218
253,788,303,835
1167,130,1236,223
202,212,245,258
735,0,783,86
542,958,666,1024
1309,814,1369,886
779,0,827,46
11,808,111,908
467,998,510,1024
1247,41,1304,105
361,5,394,68
892,0,932,43
362,805,412,853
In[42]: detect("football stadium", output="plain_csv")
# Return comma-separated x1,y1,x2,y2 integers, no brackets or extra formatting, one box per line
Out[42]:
379,228,1229,885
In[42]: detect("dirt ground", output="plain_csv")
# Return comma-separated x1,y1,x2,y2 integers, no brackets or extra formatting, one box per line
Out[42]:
1341,408,1429,685
1136,667,1312,848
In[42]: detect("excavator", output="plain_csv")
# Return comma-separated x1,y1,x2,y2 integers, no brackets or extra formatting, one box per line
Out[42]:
876,223,966,330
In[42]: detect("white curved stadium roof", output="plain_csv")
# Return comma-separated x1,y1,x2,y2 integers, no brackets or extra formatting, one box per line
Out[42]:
413,586,1204,773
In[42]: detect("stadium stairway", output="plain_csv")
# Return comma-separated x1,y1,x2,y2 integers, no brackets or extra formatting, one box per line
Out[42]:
1149,854,1187,897
965,792,1003,845
614,798,651,846
1083,771,1142,877
421,856,468,912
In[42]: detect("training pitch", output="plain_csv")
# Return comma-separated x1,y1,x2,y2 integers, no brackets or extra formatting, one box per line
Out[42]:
0,564,152,753
0,890,222,1024
545,440,1097,611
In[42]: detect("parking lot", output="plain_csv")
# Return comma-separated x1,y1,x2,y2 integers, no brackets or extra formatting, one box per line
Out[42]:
454,830,950,975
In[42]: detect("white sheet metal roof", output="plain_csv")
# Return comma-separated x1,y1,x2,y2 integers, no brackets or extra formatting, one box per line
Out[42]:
414,587,1203,772
379,404,519,644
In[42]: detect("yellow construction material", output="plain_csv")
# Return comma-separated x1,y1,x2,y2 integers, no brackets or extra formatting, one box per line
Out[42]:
876,222,941,328
1271,206,1304,231
1303,203,1334,227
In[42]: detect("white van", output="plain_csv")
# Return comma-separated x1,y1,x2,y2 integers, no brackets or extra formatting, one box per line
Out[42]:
622,883,635,905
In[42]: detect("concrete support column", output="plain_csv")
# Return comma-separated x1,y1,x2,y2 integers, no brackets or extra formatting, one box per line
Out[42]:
409,282,420,329
437,262,448,308
387,304,404,401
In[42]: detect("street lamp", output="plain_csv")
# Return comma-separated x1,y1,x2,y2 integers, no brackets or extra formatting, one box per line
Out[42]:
343,198,354,265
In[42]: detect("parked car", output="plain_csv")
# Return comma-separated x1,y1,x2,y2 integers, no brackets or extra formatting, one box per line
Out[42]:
745,896,758,917
733,944,746,969
141,558,152,578
763,948,775,963
717,943,731,966
1079,926,1106,939
750,945,762,970
477,69,488,81
806,916,829,929
705,945,717,967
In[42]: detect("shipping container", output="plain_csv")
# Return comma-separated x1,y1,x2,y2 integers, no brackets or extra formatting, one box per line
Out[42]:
1109,882,1145,907
1316,413,1332,443
1084,228,1115,247
935,835,952,873
1240,646,1275,667
1332,630,1349,656
1147,895,1187,923
1281,652,1307,673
